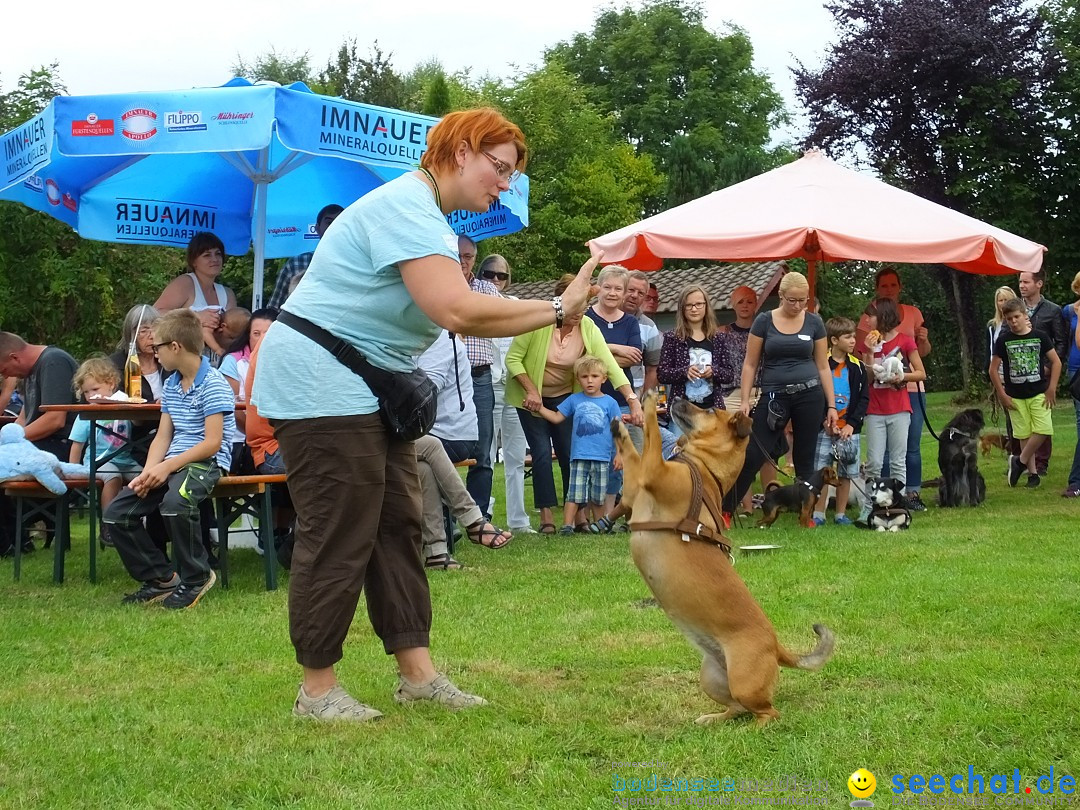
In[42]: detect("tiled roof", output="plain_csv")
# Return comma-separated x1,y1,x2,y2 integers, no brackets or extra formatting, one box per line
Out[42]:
508,261,788,311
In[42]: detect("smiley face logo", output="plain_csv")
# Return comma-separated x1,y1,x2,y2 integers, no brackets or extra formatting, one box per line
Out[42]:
848,769,877,799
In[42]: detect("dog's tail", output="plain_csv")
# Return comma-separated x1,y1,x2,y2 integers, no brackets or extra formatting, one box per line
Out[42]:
778,624,835,671
764,481,782,493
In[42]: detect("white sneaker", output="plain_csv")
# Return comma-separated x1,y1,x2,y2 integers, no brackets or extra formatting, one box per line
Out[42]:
293,685,383,722
510,525,537,534
393,673,488,709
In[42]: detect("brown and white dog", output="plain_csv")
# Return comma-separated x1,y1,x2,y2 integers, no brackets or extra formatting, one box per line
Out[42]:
611,393,835,726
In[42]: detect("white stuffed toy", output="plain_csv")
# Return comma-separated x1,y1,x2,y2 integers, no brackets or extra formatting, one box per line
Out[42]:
0,423,89,495
872,354,906,386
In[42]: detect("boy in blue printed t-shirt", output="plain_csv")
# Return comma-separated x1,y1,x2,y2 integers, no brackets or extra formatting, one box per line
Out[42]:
536,355,623,535
812,317,869,526
104,309,236,610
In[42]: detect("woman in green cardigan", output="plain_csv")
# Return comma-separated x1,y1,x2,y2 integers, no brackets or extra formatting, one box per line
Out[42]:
505,274,644,534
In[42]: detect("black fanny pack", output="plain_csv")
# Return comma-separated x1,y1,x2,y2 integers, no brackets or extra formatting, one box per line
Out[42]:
277,310,438,442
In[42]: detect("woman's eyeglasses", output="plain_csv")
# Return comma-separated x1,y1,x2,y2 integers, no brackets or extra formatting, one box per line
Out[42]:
480,150,520,182
783,296,809,305
684,302,707,310
482,270,510,281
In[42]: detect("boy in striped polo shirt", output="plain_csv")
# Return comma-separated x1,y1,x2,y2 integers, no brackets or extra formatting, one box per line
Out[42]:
105,309,236,609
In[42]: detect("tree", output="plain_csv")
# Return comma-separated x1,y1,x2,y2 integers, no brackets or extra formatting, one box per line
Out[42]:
1044,0,1080,279
475,64,663,281
232,49,315,86
0,65,199,358
317,39,406,108
794,0,1062,392
548,0,785,210
421,72,452,117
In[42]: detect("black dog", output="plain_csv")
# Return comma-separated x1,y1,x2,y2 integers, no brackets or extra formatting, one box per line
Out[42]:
757,467,840,528
937,408,987,507
864,477,911,531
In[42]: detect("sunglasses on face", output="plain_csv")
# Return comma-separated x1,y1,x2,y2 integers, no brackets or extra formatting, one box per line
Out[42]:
482,270,510,281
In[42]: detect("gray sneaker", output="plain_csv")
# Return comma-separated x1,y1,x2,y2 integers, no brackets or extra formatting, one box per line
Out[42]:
293,685,384,722
393,673,488,709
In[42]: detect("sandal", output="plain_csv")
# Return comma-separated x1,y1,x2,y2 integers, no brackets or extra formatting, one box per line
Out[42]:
425,553,463,570
590,516,614,534
538,523,557,535
466,520,512,550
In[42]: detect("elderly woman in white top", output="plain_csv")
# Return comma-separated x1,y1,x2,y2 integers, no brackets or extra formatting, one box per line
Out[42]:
480,254,532,533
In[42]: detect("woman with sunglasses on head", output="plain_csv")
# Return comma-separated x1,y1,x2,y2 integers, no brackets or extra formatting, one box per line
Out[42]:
479,255,533,534
728,272,837,513
252,108,602,722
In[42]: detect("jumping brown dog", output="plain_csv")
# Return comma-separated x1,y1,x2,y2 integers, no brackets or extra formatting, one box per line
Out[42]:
612,393,835,726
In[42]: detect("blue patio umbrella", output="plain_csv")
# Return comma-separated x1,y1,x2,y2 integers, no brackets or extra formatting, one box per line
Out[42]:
0,78,529,307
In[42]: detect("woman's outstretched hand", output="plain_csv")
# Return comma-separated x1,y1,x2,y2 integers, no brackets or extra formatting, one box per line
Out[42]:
560,252,604,316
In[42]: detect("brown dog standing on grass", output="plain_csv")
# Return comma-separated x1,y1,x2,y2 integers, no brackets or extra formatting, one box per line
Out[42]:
612,393,835,726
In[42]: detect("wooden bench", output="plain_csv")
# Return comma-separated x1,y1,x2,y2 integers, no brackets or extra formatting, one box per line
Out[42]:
210,473,287,591
3,478,102,584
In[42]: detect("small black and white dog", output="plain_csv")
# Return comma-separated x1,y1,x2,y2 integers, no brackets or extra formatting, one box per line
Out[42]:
865,477,912,532
937,408,987,507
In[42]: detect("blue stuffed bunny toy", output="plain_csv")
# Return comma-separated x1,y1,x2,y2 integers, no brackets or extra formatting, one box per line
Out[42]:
0,423,90,495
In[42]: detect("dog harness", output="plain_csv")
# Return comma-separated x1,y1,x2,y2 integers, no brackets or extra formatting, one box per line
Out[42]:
629,455,733,557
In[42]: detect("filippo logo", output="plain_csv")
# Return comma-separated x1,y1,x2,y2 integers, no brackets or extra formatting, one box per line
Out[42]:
71,112,115,137
165,110,206,133
45,178,61,205
121,108,158,141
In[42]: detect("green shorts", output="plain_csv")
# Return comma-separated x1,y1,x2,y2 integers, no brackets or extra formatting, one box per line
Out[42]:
1010,394,1053,439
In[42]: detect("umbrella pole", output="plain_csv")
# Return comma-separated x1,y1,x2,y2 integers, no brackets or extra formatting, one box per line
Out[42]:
807,258,818,312
252,146,270,310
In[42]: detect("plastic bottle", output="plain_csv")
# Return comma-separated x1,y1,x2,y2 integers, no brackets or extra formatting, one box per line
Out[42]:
125,352,141,400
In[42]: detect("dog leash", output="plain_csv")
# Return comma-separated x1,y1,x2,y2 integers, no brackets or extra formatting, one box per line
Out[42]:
630,455,734,560
915,386,942,442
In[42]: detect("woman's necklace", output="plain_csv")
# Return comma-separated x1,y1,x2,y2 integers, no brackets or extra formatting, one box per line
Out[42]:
419,167,442,210
595,304,618,329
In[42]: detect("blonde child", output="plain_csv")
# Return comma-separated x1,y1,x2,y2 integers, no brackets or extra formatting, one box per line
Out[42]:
536,356,623,534
69,358,143,540
811,318,869,525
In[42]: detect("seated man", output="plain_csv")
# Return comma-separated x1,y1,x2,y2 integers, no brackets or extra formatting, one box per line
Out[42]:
416,330,511,569
0,332,78,556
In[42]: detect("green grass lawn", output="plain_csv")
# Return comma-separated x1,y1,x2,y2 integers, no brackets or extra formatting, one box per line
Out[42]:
1,392,1077,809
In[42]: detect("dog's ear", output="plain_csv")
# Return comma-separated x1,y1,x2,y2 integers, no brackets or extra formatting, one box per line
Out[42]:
731,411,753,438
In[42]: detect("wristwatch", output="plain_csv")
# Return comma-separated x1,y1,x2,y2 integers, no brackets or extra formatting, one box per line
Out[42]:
552,296,564,328
626,393,639,401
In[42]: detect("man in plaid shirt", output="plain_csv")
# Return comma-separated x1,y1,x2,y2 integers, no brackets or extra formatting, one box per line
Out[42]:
457,234,499,518
267,204,344,309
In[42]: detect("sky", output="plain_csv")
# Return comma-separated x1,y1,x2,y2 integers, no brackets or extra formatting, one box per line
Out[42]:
0,0,837,142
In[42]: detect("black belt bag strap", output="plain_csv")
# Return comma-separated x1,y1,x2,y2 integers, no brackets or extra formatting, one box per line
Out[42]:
277,310,438,442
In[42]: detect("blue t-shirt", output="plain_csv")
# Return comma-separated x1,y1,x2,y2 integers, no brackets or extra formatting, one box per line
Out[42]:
252,173,460,420
557,392,622,462
161,358,236,469
69,416,139,469
584,309,641,406
831,359,851,424
1064,304,1080,374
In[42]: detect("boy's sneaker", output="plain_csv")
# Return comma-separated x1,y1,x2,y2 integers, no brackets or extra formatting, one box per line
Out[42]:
1061,487,1080,498
834,515,854,526
811,516,825,527
904,492,927,511
1026,473,1042,489
122,574,180,604
393,673,488,709
559,525,575,535
161,571,217,610
1008,455,1024,487
294,684,383,722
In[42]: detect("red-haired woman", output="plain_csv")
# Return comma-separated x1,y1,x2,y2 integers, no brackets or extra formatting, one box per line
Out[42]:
253,108,601,721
